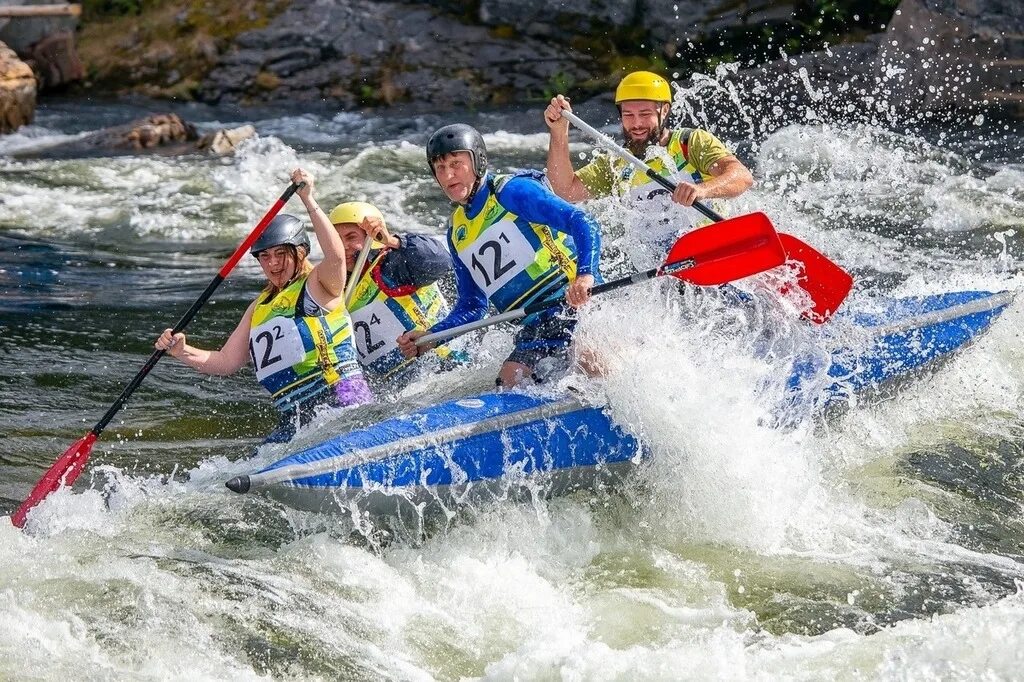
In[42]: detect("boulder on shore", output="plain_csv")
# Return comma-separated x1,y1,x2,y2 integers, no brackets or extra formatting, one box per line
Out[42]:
24,30,84,89
0,40,36,134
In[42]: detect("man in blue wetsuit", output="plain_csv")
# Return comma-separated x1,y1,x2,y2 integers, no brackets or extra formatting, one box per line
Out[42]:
396,123,603,387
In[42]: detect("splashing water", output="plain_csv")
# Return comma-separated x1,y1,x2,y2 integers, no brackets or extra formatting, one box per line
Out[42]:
2,75,1024,679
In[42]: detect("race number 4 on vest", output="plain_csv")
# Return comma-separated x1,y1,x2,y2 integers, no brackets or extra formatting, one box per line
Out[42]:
350,300,406,364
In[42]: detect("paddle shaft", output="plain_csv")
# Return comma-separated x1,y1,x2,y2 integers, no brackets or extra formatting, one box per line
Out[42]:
90,182,304,438
11,183,305,528
415,258,694,347
344,234,374,307
560,110,723,223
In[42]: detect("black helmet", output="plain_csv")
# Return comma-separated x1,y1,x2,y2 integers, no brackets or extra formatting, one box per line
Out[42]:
250,214,310,258
426,124,487,178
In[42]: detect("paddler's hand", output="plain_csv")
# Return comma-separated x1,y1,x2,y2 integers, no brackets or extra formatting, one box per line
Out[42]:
360,215,399,249
397,330,434,359
565,274,594,308
291,168,315,200
671,181,707,207
155,328,186,358
544,95,572,135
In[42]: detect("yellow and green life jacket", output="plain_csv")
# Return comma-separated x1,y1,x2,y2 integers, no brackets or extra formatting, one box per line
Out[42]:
449,173,577,315
346,249,449,379
615,129,717,207
607,128,729,251
248,275,361,411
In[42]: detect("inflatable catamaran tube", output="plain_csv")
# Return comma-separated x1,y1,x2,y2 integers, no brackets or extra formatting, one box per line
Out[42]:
226,290,1014,516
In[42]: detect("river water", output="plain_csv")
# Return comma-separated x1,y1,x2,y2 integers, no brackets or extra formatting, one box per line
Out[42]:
2,88,1024,679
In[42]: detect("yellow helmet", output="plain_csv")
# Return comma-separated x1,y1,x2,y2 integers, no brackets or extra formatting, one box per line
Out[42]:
328,201,385,228
614,71,672,104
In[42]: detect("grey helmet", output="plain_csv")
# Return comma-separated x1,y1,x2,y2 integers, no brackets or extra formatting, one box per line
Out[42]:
250,214,310,258
426,124,488,179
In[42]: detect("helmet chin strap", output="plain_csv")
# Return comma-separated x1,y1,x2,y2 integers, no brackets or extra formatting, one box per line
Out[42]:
446,172,485,206
464,174,485,205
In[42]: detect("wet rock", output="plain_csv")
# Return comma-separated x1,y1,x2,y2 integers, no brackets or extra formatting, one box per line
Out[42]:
23,29,84,89
641,0,795,55
0,2,82,91
196,124,256,155
99,113,199,151
479,0,637,37
201,0,597,110
178,0,1023,121
689,0,1024,134
264,47,321,77
879,0,1024,118
0,40,36,134
18,114,256,158
471,0,795,47
0,1,79,54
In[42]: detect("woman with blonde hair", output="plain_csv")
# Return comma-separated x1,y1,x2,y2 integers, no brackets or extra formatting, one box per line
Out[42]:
155,168,371,442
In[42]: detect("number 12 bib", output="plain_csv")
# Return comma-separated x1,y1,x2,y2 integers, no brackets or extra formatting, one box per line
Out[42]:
457,219,536,297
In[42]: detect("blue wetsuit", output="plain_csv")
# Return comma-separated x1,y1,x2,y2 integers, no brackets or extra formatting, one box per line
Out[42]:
430,171,603,378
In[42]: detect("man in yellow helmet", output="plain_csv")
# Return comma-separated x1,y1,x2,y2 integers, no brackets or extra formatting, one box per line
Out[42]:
543,71,754,265
328,201,457,386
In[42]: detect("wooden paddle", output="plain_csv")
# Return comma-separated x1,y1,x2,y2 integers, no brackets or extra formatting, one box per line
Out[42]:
11,182,305,529
560,109,853,323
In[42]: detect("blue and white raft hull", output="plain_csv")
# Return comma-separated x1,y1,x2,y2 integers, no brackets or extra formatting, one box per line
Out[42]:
225,290,1014,515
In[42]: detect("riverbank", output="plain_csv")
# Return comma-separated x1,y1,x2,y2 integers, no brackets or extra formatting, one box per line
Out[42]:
72,0,1024,125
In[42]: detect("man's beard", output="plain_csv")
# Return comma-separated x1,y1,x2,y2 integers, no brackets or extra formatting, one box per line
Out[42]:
622,126,662,157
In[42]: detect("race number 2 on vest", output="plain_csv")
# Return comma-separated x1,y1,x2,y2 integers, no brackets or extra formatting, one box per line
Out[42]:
350,300,406,364
459,220,535,297
249,317,308,381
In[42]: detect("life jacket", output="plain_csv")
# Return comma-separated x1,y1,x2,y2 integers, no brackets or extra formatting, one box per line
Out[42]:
248,275,361,411
449,172,577,316
606,126,729,251
346,248,449,378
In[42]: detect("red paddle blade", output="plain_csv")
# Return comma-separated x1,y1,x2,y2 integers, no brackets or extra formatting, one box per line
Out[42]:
777,233,853,323
12,432,98,528
666,211,786,286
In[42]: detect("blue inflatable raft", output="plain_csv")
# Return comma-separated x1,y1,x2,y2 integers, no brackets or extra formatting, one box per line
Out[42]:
225,290,1014,516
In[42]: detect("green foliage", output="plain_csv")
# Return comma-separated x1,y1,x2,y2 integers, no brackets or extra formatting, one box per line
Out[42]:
358,84,378,105
540,71,576,101
675,1,902,75
796,0,903,45
608,54,668,79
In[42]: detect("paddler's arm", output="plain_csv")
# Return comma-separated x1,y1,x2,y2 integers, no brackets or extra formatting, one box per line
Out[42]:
425,238,487,333
543,95,593,203
669,130,754,207
379,233,453,289
155,300,256,375
292,168,347,299
397,234,487,358
497,176,601,307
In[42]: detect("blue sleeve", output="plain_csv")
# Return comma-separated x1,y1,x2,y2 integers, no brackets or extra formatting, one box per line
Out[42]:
427,231,489,334
496,176,602,279
380,233,452,288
